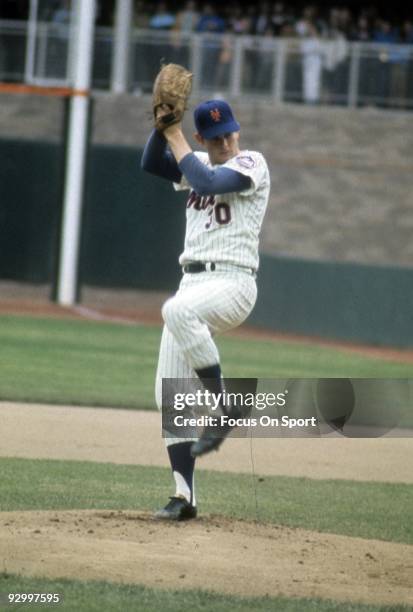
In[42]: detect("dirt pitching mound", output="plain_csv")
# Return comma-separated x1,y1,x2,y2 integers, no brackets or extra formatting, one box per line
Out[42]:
2,510,412,606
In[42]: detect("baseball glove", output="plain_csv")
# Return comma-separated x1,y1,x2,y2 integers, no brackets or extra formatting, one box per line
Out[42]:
152,63,193,132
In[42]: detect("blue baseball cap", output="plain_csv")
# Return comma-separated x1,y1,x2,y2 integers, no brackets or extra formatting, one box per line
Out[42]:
194,100,240,139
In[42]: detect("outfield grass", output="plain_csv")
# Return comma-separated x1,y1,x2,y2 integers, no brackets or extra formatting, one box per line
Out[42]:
0,316,412,415
0,574,411,612
1,458,411,544
0,316,159,408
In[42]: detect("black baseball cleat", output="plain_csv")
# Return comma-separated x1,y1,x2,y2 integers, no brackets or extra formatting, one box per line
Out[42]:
154,496,197,521
192,397,246,458
191,422,232,458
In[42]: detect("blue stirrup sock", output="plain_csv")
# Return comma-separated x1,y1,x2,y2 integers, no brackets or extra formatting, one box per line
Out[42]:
167,442,196,505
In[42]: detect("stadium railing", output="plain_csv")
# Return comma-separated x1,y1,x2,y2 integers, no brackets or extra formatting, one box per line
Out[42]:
1,21,412,110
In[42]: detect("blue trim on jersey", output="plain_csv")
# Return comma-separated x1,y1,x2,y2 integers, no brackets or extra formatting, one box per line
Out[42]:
179,153,251,196
140,129,182,183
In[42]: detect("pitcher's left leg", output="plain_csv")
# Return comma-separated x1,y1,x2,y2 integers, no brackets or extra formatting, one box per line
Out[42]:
161,273,257,456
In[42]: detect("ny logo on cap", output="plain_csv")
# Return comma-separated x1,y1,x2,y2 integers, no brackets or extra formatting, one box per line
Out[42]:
210,108,221,122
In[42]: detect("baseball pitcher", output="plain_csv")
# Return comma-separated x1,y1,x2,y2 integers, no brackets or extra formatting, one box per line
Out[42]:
141,64,270,521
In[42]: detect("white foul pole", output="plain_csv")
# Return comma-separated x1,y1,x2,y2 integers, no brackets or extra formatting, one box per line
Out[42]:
57,0,96,306
24,0,38,83
111,0,133,93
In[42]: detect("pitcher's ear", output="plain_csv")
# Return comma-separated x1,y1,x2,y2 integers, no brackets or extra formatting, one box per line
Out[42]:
194,132,205,146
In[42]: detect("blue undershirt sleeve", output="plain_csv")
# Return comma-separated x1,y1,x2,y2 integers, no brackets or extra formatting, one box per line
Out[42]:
178,153,252,196
140,129,182,183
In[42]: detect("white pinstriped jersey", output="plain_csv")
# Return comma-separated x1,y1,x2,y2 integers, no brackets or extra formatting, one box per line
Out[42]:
173,150,270,271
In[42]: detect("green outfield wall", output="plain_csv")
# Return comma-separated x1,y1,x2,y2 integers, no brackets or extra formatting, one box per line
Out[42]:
80,145,186,290
251,255,413,348
0,140,186,290
1,139,412,348
0,139,64,282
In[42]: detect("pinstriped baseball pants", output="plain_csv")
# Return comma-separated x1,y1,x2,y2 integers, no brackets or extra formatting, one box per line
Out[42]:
155,270,257,446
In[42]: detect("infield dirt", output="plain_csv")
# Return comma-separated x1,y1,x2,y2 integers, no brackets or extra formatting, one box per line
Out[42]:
1,509,412,606
1,401,413,606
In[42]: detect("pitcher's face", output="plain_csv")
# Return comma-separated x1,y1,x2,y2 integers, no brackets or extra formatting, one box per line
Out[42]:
195,131,240,165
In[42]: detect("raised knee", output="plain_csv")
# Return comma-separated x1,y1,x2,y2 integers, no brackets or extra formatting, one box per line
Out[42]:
161,298,175,326
162,298,182,331
162,297,186,332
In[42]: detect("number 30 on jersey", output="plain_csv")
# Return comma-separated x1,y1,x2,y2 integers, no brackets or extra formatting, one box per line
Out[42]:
186,192,231,228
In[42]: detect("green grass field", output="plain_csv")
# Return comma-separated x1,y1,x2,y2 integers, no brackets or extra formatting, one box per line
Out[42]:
1,314,412,611
0,574,411,612
1,457,412,612
1,458,412,543
0,315,412,413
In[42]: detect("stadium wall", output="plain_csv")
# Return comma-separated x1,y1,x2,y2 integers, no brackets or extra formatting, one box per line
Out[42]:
1,138,412,347
250,255,413,348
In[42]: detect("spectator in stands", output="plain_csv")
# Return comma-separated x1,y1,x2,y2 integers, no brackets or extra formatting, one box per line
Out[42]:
270,2,290,36
349,15,372,41
174,1,199,34
295,5,319,37
386,20,413,107
299,20,325,104
213,27,233,93
147,2,176,86
246,5,258,35
324,8,349,101
251,24,278,91
196,3,226,33
279,19,297,37
336,7,352,38
352,15,376,101
50,0,71,29
373,19,398,103
149,2,175,30
171,1,199,64
254,2,271,35
228,5,254,35
373,19,398,44
196,4,226,88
